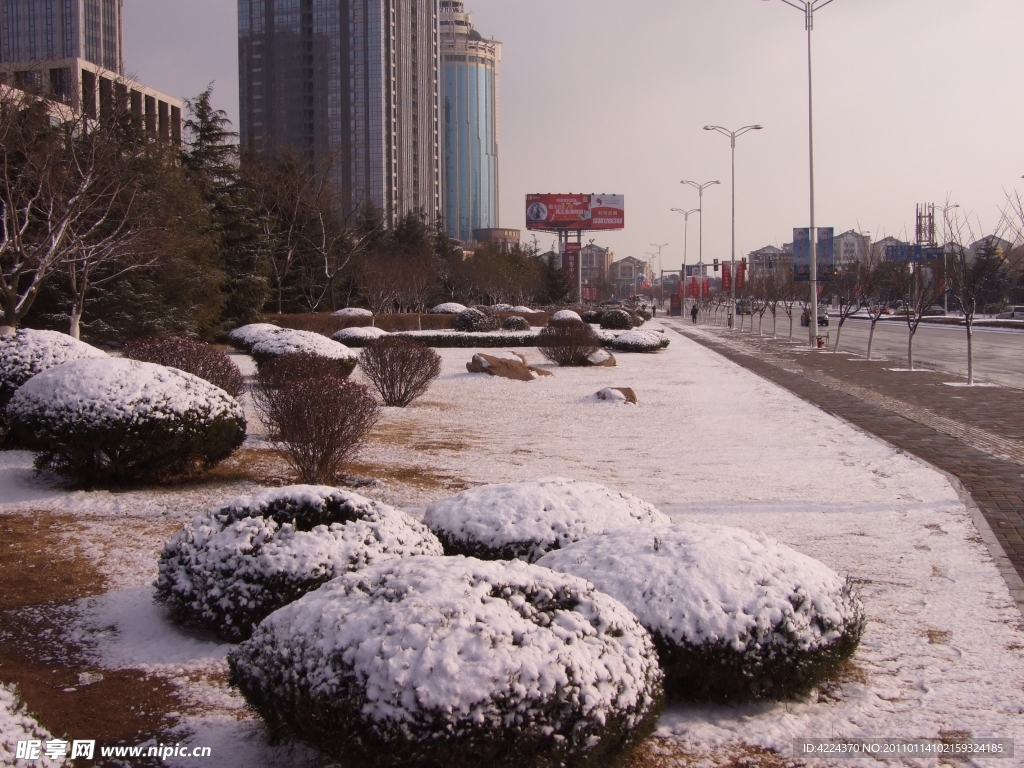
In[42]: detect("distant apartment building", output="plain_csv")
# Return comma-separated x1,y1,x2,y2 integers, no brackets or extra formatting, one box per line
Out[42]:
581,244,613,286
440,0,499,242
610,256,652,297
748,245,786,270
0,0,182,140
238,0,442,226
834,230,870,265
472,227,519,252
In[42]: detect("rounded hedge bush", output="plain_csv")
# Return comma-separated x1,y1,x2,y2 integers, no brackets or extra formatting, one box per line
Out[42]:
454,308,500,333
156,486,443,641
228,556,664,768
332,307,373,318
580,309,603,324
430,302,467,315
8,358,245,484
227,323,282,353
502,315,531,331
511,305,534,313
331,326,390,347
549,309,583,326
599,310,633,330
537,524,866,702
491,303,514,312
609,330,670,353
0,329,106,413
537,323,601,367
424,478,671,563
250,329,357,377
122,336,245,399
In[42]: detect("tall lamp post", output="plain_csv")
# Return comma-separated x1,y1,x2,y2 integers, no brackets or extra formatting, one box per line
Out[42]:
760,0,840,347
671,208,699,310
937,203,959,314
680,180,720,304
650,243,668,307
703,124,763,329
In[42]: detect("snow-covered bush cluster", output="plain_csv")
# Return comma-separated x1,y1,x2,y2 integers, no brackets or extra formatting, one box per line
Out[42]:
538,525,866,701
229,323,356,375
599,309,633,330
491,303,514,312
511,305,534,314
430,302,467,315
228,556,664,767
122,336,245,399
502,315,531,331
549,309,583,326
331,307,373,318
424,479,671,563
331,326,389,347
8,358,245,483
156,486,443,641
454,307,500,333
389,329,541,348
608,329,670,353
0,329,105,414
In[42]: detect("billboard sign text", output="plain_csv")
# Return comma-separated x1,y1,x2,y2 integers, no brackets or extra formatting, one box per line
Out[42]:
526,194,625,231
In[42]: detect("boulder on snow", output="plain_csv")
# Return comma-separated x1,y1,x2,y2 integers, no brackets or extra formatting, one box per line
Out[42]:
424,478,671,563
596,387,637,405
586,349,616,367
466,352,551,382
537,524,866,702
228,556,664,768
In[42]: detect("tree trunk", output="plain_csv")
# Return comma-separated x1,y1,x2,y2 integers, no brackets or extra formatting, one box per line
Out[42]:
907,328,915,370
0,325,15,338
757,313,763,336
788,314,793,341
833,321,843,353
966,319,974,385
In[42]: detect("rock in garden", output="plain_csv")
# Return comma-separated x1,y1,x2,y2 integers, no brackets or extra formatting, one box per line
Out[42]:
424,478,670,562
586,349,617,367
155,486,443,642
537,524,866,702
228,556,664,768
596,387,637,404
466,352,551,381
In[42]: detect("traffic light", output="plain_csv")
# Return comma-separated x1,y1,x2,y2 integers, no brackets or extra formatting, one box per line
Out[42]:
713,259,719,272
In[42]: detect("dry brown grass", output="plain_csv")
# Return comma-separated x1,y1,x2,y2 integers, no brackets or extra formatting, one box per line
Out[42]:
623,738,804,768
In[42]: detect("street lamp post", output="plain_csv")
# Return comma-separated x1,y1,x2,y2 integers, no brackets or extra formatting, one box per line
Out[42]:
704,124,763,329
760,0,840,347
937,204,959,314
680,180,720,306
650,243,668,308
671,208,699,311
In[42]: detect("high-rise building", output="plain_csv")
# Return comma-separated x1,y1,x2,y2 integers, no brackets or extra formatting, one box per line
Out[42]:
1,0,123,73
0,0,182,141
239,0,441,225
439,0,498,243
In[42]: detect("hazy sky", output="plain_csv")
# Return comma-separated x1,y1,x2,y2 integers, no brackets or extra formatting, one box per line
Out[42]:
124,0,1024,272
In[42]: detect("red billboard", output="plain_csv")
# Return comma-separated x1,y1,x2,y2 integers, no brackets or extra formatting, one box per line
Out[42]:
526,194,625,231
562,242,581,285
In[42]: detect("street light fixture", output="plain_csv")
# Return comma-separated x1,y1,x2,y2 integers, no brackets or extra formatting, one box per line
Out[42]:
650,243,668,307
760,0,841,347
938,203,960,314
704,125,763,329
680,180,720,303
671,208,699,309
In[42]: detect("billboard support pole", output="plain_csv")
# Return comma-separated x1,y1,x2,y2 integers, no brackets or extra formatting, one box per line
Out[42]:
577,230,583,303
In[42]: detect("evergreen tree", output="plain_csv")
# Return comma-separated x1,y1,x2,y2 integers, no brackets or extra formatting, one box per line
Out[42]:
544,252,573,304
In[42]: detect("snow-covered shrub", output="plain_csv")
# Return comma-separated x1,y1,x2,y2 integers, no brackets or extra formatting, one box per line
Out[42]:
8,358,245,483
549,309,583,326
122,336,245,399
424,478,671,563
389,329,542,348
636,309,653,322
609,330,670,353
332,307,373,318
229,556,663,767
359,337,441,407
502,315,531,331
599,310,632,330
491,303,514,312
330,326,389,348
454,308,500,333
430,302,467,315
537,524,866,702
156,486,443,641
250,328,357,376
538,323,600,367
581,309,603,324
227,323,282,353
511,305,534,314
0,329,106,413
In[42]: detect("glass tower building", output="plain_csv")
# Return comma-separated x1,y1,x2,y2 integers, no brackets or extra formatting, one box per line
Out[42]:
238,0,441,225
439,0,498,243
0,0,123,73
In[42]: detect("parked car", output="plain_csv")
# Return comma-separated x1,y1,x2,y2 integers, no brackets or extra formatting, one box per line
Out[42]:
800,308,829,327
996,306,1024,319
921,305,946,316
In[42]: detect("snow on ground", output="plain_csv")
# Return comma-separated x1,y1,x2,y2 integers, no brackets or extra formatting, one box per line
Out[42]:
1,684,63,767
2,323,1023,766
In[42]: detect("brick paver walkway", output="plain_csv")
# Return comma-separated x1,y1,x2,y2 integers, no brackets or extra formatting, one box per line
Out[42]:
664,320,1024,614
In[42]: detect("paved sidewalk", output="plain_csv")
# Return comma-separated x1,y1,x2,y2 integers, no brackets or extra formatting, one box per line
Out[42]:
664,319,1024,613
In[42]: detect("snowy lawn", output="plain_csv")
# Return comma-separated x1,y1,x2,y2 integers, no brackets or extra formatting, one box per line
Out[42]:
1,326,1022,767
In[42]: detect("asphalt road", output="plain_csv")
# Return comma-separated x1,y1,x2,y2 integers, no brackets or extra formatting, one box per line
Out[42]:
828,317,1023,388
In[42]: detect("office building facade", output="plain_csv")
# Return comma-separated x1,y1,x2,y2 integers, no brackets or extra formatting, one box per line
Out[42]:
238,0,441,225
439,0,498,242
1,0,123,73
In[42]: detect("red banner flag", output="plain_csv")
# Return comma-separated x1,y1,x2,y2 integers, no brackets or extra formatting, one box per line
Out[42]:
689,277,699,298
736,262,746,292
721,263,732,293
702,277,710,296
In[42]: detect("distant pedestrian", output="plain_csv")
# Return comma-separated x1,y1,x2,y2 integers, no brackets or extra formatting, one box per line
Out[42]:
652,304,658,317
690,303,698,324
